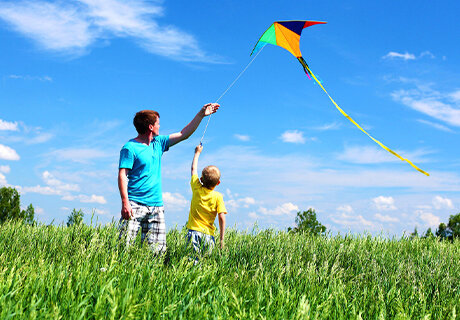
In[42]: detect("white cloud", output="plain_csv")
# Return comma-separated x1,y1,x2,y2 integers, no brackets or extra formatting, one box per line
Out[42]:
22,185,62,195
48,148,111,163
0,119,19,131
374,213,399,223
0,1,93,52
338,145,429,164
373,196,397,211
383,52,416,60
234,134,250,142
417,119,453,132
8,74,52,82
330,212,373,227
432,196,453,210
162,192,188,209
62,194,107,204
420,51,435,59
450,90,460,103
0,144,20,160
0,0,220,62
337,205,353,213
248,211,258,219
314,122,341,131
417,211,441,228
280,130,306,144
0,173,6,185
258,202,299,216
42,171,80,192
226,196,256,209
0,165,10,173
391,88,460,127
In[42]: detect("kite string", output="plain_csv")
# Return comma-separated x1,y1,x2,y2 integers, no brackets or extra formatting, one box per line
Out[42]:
200,46,265,144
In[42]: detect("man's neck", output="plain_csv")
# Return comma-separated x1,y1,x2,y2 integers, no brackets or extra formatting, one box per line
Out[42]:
135,132,156,145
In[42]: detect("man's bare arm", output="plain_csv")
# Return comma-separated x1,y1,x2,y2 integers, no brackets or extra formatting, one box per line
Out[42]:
118,168,132,219
169,103,219,147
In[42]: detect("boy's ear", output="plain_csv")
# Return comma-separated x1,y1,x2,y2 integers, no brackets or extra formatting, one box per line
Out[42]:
217,180,220,186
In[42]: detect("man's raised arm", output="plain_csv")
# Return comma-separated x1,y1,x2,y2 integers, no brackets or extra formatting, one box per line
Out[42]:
169,103,219,147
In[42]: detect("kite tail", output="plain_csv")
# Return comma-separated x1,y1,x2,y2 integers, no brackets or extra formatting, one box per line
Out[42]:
298,57,312,80
303,64,429,176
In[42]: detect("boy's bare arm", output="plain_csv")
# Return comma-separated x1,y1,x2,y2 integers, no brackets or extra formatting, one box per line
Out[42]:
191,144,203,176
169,103,220,147
218,212,226,249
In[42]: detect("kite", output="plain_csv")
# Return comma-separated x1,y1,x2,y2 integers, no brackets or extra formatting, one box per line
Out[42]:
251,21,429,176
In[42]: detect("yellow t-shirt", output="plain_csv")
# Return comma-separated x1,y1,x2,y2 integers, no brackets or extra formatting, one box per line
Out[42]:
186,174,227,236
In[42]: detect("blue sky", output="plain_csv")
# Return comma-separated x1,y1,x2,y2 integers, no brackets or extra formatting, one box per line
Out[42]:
0,0,459,235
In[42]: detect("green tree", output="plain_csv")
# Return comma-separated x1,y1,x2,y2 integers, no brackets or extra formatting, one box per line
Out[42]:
422,227,435,239
66,209,84,226
0,186,35,224
447,213,460,238
436,222,450,239
410,227,419,239
289,208,326,235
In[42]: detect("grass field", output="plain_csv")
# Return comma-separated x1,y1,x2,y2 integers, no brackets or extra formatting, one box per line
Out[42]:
0,220,459,319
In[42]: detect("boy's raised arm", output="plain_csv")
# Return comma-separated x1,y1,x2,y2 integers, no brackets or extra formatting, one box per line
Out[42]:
191,144,202,176
169,103,219,147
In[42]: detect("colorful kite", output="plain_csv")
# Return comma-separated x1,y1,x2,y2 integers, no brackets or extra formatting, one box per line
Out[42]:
251,20,429,176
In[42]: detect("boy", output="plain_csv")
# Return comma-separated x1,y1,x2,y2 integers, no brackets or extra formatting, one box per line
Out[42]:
186,144,227,255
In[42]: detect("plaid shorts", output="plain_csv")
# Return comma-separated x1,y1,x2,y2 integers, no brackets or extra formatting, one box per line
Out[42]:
119,201,166,254
186,229,215,255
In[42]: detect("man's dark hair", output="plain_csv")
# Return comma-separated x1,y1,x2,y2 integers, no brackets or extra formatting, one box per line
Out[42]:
133,110,159,134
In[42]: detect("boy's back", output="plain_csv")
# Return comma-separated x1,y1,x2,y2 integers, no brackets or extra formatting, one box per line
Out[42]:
187,174,226,235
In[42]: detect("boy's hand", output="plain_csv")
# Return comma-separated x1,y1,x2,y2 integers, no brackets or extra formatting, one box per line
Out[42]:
195,144,203,154
201,103,220,117
220,241,225,250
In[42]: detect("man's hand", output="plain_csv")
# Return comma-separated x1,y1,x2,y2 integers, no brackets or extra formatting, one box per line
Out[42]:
201,103,220,117
121,200,133,220
195,144,203,154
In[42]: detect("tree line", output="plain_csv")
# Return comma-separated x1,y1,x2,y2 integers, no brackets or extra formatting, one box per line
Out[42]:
1,186,458,240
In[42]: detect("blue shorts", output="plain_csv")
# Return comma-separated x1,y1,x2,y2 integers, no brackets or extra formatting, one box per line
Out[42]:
186,229,215,255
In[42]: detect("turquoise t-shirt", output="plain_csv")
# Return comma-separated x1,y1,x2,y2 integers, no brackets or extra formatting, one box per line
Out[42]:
119,135,170,206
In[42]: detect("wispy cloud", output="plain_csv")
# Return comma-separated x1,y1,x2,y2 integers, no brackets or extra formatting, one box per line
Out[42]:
373,196,397,211
258,202,299,216
337,145,430,164
62,194,107,204
0,0,221,62
47,147,112,163
163,192,188,210
382,51,435,61
0,165,10,173
432,195,453,210
0,144,20,160
0,119,19,131
417,119,454,132
383,52,416,60
0,173,6,185
280,130,307,144
234,134,250,142
374,213,399,223
391,86,460,127
314,122,341,131
8,74,52,81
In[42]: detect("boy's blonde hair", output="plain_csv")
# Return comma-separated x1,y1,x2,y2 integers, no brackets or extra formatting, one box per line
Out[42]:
201,165,220,189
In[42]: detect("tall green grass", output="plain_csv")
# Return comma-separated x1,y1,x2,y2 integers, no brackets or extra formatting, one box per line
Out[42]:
0,221,459,319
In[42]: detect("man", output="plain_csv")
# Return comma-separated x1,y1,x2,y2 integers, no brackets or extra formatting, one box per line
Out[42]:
118,103,219,254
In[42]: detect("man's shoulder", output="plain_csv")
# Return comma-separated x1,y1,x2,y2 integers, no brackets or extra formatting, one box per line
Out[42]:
121,139,137,150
